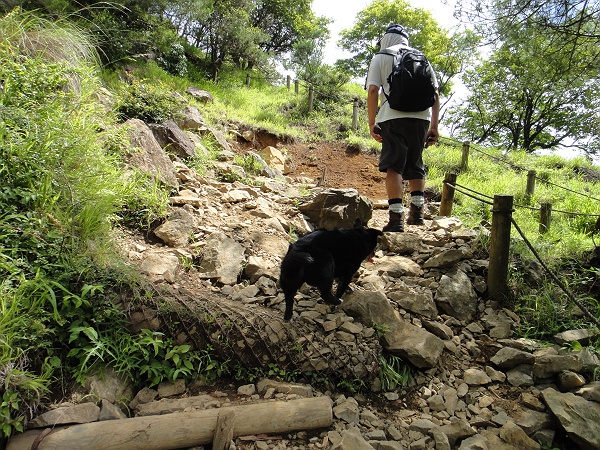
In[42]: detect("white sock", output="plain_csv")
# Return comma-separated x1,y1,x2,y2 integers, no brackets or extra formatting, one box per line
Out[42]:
411,195,424,207
389,203,404,214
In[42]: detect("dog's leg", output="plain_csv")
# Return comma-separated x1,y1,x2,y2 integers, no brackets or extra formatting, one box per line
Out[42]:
283,290,296,321
335,275,353,299
319,288,342,305
316,257,341,306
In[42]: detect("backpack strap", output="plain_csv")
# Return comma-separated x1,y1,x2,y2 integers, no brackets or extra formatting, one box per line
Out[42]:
375,49,400,104
376,49,398,57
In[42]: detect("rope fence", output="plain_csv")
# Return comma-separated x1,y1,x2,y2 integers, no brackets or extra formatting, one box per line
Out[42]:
440,173,600,328
439,138,600,203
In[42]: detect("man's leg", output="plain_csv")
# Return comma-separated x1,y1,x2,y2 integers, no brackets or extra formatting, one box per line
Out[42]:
407,178,425,225
383,169,405,232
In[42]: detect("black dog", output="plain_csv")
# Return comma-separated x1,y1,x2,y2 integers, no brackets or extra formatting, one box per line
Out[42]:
279,226,382,321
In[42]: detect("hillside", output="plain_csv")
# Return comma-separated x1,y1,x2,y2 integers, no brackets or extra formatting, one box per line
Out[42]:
7,103,600,450
2,10,600,449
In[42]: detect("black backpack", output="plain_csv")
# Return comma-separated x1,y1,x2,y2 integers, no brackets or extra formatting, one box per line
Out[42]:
378,48,436,112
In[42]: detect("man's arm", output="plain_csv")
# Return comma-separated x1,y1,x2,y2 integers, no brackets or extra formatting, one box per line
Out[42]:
367,84,382,143
425,91,440,147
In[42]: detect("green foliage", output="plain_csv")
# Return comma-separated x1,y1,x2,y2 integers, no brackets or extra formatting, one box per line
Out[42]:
115,78,184,123
336,378,368,394
234,363,301,384
379,353,411,391
0,10,210,437
233,154,264,176
0,285,51,440
252,0,320,55
372,322,391,338
447,11,600,153
1,390,24,438
157,42,189,78
70,327,226,387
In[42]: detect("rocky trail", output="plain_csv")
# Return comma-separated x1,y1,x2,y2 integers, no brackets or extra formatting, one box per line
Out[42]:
7,94,600,450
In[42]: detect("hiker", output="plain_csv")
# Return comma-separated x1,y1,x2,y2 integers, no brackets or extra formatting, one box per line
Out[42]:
366,23,440,232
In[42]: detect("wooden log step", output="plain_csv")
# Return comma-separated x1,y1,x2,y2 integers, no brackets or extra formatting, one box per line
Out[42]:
7,397,332,450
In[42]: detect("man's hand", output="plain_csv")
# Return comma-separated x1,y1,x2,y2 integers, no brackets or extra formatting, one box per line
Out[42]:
424,128,439,147
370,124,383,143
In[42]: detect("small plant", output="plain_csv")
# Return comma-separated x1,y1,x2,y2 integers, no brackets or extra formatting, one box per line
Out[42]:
561,341,583,352
286,225,298,243
379,353,411,392
336,378,367,394
1,390,24,438
372,322,390,338
110,329,221,387
234,363,300,383
234,154,264,176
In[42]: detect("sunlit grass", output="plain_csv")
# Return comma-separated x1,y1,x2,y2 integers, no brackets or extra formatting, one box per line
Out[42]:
423,142,599,267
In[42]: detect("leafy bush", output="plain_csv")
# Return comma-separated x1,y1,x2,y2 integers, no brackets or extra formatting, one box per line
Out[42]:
0,10,182,438
157,42,188,78
115,79,184,123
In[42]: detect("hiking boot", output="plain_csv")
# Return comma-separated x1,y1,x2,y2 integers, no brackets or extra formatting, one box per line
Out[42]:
406,203,424,225
382,211,404,232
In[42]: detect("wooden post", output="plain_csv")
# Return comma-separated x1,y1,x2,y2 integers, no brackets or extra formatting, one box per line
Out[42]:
213,410,235,450
539,202,552,234
352,99,359,130
286,75,291,90
308,86,314,113
488,195,514,302
294,79,299,94
439,173,457,217
245,73,251,88
7,397,333,450
525,170,536,202
460,141,470,172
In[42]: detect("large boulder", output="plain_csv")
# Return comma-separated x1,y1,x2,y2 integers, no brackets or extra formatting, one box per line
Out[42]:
541,388,600,450
123,118,178,188
298,188,373,229
435,268,478,322
149,120,196,158
198,232,246,285
341,290,444,368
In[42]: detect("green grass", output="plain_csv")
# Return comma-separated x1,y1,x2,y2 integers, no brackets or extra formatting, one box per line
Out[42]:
423,142,599,265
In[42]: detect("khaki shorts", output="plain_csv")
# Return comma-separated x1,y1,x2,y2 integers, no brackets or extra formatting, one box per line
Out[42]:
377,118,428,180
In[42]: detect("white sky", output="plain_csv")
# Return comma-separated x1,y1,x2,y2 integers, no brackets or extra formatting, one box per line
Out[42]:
311,0,458,65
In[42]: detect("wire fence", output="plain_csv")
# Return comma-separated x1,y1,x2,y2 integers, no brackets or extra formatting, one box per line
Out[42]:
442,177,600,328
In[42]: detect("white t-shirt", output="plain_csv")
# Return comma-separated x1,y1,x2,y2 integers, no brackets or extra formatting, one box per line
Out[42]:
366,43,439,124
